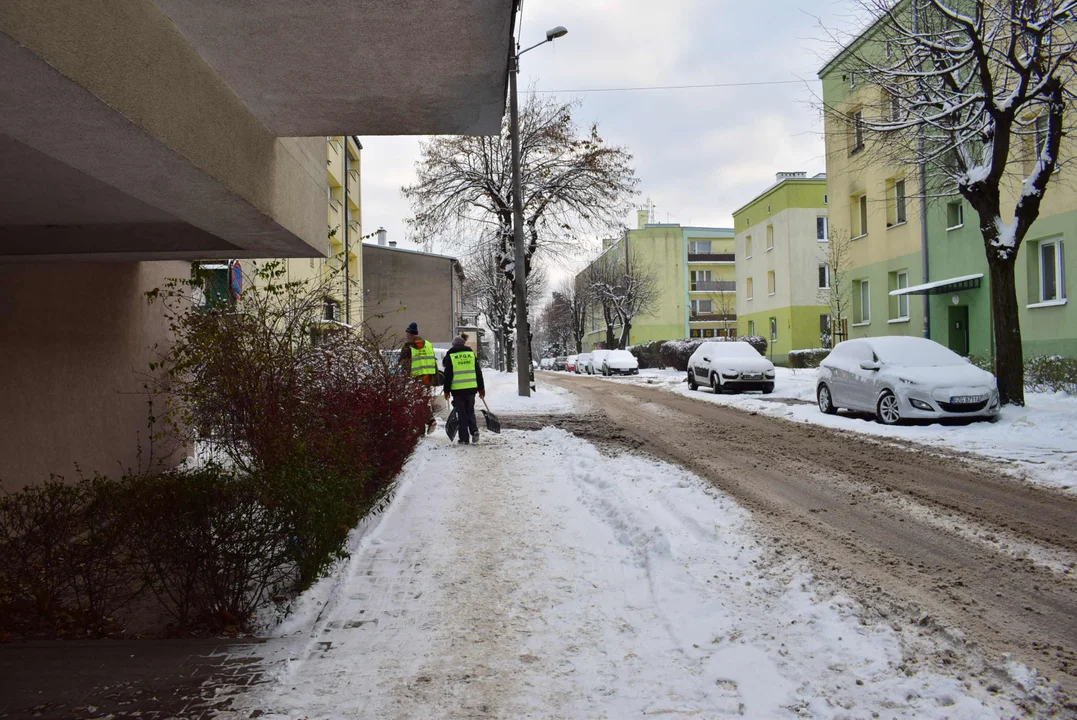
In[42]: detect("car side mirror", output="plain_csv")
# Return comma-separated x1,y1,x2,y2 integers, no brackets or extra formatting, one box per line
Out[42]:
860,361,880,371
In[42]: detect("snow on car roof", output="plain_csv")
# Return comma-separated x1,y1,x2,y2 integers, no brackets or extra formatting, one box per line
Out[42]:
865,336,966,366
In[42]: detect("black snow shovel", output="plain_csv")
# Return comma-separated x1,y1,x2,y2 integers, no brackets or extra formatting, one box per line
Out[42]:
480,397,501,434
445,407,459,441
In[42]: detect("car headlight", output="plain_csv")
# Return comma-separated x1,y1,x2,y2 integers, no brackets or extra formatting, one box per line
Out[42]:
909,398,934,411
722,371,740,379
765,369,775,378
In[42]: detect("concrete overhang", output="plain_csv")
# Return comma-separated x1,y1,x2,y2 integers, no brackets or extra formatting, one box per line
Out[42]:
0,0,515,261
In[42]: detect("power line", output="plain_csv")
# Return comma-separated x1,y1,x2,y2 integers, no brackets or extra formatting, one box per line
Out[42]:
528,79,810,94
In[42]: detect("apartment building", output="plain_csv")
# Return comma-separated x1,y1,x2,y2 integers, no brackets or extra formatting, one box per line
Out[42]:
578,210,736,350
0,0,518,489
734,172,830,363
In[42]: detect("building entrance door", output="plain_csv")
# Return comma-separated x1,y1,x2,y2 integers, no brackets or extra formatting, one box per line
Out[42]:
947,305,970,356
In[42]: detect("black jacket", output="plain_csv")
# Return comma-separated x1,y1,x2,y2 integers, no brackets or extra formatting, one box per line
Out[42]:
443,346,485,394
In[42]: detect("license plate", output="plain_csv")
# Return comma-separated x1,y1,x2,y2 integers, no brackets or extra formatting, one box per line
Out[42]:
950,394,985,404
742,373,760,380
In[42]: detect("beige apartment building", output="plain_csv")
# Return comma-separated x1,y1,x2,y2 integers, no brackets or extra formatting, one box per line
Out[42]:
0,0,517,490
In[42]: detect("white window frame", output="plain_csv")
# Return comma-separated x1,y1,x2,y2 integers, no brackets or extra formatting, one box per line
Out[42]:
1038,238,1065,304
817,216,828,242
748,320,756,336
894,271,909,320
746,277,754,301
946,201,964,231
852,110,865,152
766,225,774,251
745,235,752,258
855,279,871,325
691,299,713,315
853,194,869,238
770,316,778,342
893,179,907,225
849,71,856,88
1034,114,1049,157
819,264,830,289
689,240,712,254
767,270,776,296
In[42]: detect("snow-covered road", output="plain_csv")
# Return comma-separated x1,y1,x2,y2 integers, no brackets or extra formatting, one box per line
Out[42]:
228,427,1023,719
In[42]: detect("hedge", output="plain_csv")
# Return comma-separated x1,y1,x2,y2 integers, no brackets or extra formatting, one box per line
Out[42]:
656,336,769,372
788,348,831,368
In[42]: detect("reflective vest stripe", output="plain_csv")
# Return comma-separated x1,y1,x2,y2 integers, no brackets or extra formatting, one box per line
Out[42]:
449,351,478,390
410,341,436,376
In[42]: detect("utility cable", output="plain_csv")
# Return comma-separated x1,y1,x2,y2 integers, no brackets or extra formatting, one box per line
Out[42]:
527,79,811,94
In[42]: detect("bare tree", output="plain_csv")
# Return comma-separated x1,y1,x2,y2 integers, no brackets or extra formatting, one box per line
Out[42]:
587,241,661,349
828,0,1076,404
537,293,573,358
712,288,737,338
818,229,855,347
402,93,638,371
555,276,590,353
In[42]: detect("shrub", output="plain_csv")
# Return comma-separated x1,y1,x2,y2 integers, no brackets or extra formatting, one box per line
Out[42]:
629,341,664,369
658,336,770,371
788,348,830,369
741,335,768,356
1024,355,1077,395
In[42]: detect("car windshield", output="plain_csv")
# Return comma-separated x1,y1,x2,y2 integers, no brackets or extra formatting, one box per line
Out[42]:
870,337,966,367
609,350,633,360
710,342,760,359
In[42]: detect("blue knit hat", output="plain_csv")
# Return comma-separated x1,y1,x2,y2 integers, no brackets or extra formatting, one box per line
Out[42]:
406,322,418,335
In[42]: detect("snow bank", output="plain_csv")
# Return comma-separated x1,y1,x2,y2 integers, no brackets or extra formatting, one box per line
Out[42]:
485,369,577,414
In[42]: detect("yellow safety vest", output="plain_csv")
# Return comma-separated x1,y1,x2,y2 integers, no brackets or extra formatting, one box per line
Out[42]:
449,350,478,391
410,340,437,377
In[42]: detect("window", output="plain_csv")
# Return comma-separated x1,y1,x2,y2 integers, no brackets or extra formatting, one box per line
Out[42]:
691,270,713,283
324,297,341,322
745,235,753,258
689,240,712,254
746,277,754,300
770,317,778,342
849,71,856,88
885,39,892,59
819,264,830,289
852,194,868,237
1034,114,1048,157
766,225,774,251
854,279,871,324
947,201,964,230
1039,239,1066,303
824,193,828,205
889,92,901,122
703,328,715,338
852,109,865,152
820,314,831,337
817,216,828,241
690,328,702,338
767,270,776,295
748,320,756,336
893,179,907,225
889,270,909,319
691,299,713,315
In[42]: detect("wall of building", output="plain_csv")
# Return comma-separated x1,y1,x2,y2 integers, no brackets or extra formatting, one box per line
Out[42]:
0,262,189,491
362,245,460,348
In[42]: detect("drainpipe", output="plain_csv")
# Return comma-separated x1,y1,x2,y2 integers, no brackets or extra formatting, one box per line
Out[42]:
342,137,350,325
915,1,930,339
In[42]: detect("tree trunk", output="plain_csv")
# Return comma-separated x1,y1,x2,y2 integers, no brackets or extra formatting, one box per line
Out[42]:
619,320,631,349
988,258,1025,406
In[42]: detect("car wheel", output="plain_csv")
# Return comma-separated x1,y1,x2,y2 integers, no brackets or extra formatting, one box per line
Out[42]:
711,373,722,394
817,383,837,414
876,390,901,425
762,383,774,394
687,372,698,391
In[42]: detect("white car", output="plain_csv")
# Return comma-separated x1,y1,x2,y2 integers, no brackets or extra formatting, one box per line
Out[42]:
576,352,593,374
687,341,775,394
816,336,1000,425
590,349,612,376
600,349,639,376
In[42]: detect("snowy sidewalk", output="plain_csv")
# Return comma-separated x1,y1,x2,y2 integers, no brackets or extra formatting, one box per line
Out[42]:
230,429,1018,719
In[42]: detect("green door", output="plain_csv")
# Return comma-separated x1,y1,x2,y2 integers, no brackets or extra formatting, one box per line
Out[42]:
947,305,970,356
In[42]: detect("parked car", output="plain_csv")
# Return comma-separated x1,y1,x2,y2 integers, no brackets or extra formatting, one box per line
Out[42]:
600,349,639,376
555,356,567,371
576,352,593,374
539,358,553,370
816,336,1000,425
687,341,775,394
590,349,612,376
565,354,578,373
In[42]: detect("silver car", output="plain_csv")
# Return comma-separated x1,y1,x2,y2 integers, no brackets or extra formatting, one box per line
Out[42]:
816,337,1000,425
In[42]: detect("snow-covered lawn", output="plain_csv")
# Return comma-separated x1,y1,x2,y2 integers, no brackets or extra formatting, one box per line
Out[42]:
583,368,1077,493
230,429,1025,718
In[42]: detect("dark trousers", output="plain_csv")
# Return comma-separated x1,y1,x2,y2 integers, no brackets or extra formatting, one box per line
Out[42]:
451,390,479,442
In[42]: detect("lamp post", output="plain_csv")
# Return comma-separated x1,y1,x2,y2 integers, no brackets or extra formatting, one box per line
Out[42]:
510,25,567,397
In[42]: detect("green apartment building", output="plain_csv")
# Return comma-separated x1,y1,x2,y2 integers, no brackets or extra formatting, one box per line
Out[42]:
579,211,737,350
734,172,831,363
820,8,1074,362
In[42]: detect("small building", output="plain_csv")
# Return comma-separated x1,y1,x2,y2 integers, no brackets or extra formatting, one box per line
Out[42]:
734,172,831,363
362,239,479,350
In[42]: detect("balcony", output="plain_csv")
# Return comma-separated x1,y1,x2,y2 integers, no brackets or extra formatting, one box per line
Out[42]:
690,280,736,292
688,253,735,263
689,313,736,323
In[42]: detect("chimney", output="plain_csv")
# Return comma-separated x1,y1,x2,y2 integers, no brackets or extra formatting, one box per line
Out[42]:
376,227,387,246
388,241,397,248
775,171,807,183
637,208,649,230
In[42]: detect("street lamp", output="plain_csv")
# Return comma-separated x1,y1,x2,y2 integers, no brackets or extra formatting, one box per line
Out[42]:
509,24,567,397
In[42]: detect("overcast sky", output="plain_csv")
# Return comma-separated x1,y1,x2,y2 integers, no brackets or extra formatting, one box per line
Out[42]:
360,0,852,278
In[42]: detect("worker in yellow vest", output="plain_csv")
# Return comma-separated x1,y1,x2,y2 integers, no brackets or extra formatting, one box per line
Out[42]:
399,321,440,434
442,333,485,445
